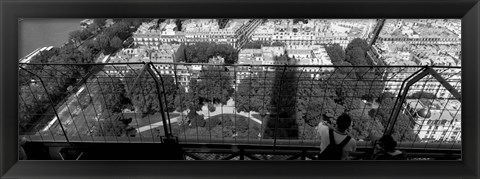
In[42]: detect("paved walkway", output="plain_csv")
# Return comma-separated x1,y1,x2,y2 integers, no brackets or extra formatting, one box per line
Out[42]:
41,83,89,132
197,99,264,124
136,115,183,133
135,99,267,133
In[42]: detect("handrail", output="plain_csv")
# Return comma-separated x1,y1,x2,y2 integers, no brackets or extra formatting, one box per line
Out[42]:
20,62,461,69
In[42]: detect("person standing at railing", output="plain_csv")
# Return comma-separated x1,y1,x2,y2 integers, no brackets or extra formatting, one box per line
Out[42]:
372,135,406,160
316,113,356,160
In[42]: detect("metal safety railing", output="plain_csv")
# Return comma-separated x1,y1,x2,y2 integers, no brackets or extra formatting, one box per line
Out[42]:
18,62,461,159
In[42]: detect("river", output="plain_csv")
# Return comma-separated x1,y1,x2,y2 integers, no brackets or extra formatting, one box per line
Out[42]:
19,18,82,58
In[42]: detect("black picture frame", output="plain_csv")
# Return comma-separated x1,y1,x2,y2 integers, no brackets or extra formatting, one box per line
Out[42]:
1,0,479,178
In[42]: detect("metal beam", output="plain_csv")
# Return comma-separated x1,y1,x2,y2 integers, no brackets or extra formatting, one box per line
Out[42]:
386,66,462,135
386,68,431,134
19,66,70,143
425,67,462,100
125,63,172,140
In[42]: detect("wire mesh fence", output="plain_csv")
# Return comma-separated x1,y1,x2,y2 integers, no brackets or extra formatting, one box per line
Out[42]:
18,62,461,154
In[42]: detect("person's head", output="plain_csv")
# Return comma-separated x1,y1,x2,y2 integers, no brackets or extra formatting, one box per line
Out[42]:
335,113,352,132
379,135,397,152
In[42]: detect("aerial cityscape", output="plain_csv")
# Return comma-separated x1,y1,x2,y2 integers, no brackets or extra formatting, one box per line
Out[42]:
18,19,462,160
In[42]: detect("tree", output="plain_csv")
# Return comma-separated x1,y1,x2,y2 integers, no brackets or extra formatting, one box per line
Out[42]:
346,38,369,53
293,19,308,24
18,18,154,135
215,44,238,64
322,62,385,108
126,70,184,116
93,77,133,113
183,79,203,112
295,79,340,127
109,36,124,51
185,42,209,63
206,116,222,130
325,44,346,65
343,97,364,112
185,42,238,64
207,103,216,113
234,117,249,133
217,19,230,29
358,70,386,101
369,97,418,142
175,19,185,31
243,125,261,139
94,114,134,137
196,66,234,105
93,18,107,28
235,71,274,115
104,21,131,41
154,122,182,137
348,109,384,141
210,125,234,139
271,41,285,47
78,91,92,109
189,113,206,128
68,29,92,45
19,84,50,133
346,46,369,66
28,48,59,64
243,41,271,49
78,39,101,63
48,43,95,65
298,125,317,140
180,126,210,139
375,92,396,104
94,34,110,52
343,38,371,67
91,20,142,55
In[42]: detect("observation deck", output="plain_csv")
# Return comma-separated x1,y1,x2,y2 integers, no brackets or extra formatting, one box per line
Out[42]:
18,62,462,160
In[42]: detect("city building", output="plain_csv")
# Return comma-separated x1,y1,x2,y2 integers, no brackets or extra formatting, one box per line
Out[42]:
252,19,375,48
104,44,188,87
235,44,334,84
378,19,461,45
132,19,164,46
404,99,461,142
133,19,262,50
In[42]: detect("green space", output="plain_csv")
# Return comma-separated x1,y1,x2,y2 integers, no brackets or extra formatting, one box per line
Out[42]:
143,114,263,140
19,18,155,134
127,113,181,127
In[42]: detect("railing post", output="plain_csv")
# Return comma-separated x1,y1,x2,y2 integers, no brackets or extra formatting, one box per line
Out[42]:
301,149,306,160
385,67,430,135
127,63,173,142
240,148,245,160
386,66,462,135
146,63,172,141
150,63,173,136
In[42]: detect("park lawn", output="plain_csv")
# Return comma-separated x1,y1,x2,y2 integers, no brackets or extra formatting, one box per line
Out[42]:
136,114,264,139
206,114,261,129
136,122,190,138
126,112,181,127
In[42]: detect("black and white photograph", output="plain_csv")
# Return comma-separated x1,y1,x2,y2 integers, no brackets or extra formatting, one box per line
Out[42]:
18,18,462,161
